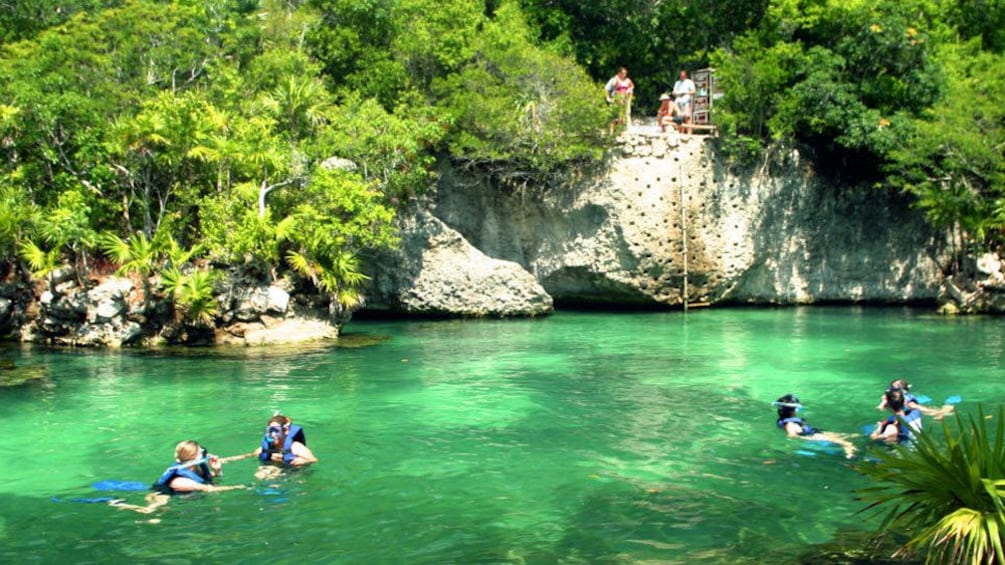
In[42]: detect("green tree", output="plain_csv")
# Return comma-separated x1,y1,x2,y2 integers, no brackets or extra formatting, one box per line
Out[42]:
884,44,1005,259
306,0,406,108
320,94,445,198
104,90,218,237
34,187,99,278
517,0,770,104
0,0,114,44
0,184,39,265
275,168,398,312
432,1,609,188
0,0,233,217
946,0,1005,53
712,0,945,166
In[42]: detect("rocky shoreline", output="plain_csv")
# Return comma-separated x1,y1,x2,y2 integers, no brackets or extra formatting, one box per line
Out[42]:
0,268,340,347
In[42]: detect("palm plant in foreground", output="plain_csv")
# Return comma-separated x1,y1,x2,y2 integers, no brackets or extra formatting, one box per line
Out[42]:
857,406,1005,564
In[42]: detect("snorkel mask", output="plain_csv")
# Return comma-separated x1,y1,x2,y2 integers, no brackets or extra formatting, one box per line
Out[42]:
773,394,803,415
888,380,911,393
265,424,285,447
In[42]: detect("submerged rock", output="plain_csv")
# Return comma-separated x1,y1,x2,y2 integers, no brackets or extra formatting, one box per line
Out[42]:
0,359,48,387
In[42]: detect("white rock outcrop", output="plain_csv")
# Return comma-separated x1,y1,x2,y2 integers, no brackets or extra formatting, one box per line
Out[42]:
416,131,949,309
367,209,553,316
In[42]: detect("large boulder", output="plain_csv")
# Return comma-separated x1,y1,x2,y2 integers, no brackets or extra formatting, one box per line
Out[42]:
216,315,338,346
87,277,134,323
212,272,339,345
367,209,553,317
225,285,291,323
938,253,1005,314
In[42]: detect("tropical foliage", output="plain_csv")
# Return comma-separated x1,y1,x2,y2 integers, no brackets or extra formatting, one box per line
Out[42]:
857,406,1005,564
0,0,609,319
3,0,1005,309
705,0,1005,255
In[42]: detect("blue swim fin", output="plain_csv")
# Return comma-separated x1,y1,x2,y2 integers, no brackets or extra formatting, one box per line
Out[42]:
92,480,148,492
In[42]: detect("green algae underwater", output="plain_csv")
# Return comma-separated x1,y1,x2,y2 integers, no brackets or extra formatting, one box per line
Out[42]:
3,307,1003,564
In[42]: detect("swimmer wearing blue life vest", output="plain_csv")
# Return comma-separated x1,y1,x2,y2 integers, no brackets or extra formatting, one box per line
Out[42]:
876,378,954,419
775,394,858,459
109,440,246,514
871,388,923,444
250,413,318,480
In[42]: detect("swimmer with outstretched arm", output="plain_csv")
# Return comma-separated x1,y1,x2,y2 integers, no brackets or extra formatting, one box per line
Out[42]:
110,440,247,514
220,413,318,480
876,378,954,419
774,394,858,459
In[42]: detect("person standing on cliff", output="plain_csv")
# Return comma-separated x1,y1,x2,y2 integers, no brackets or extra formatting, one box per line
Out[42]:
605,67,634,134
672,70,695,134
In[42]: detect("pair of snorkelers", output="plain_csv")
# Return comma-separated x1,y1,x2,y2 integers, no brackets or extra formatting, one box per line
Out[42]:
869,378,954,443
775,378,958,456
111,413,317,514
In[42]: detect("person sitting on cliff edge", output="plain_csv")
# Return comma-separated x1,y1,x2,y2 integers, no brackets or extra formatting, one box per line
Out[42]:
657,93,685,133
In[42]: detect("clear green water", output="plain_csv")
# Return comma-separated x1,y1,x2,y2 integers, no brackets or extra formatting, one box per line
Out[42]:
2,307,1003,564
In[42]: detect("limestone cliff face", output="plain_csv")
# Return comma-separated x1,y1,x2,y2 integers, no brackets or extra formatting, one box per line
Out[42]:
374,131,949,311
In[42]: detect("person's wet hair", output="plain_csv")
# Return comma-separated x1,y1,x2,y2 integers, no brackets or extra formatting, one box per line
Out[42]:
887,379,911,392
174,440,201,462
884,389,906,412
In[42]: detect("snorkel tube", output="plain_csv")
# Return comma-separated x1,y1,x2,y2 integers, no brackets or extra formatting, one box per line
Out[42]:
773,394,803,419
165,446,218,479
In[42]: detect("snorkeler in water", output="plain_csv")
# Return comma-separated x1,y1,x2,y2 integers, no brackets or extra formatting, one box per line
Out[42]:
109,440,246,514
215,413,319,480
876,378,954,419
871,388,923,445
774,394,858,459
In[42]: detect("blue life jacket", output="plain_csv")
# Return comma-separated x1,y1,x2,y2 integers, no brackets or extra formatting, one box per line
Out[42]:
259,425,306,465
778,417,818,436
882,409,922,443
153,459,212,494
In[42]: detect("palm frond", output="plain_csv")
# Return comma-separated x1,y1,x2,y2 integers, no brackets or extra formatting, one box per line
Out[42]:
97,232,131,264
159,266,184,296
286,250,320,283
17,240,60,278
857,406,1005,564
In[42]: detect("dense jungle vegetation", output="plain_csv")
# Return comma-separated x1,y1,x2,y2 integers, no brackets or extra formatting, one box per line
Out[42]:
1,0,1003,313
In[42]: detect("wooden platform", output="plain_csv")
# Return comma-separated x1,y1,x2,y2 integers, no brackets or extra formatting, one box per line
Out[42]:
675,123,718,136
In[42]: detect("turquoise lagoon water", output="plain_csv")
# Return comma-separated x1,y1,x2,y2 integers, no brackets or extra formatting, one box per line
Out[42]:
2,307,1003,563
